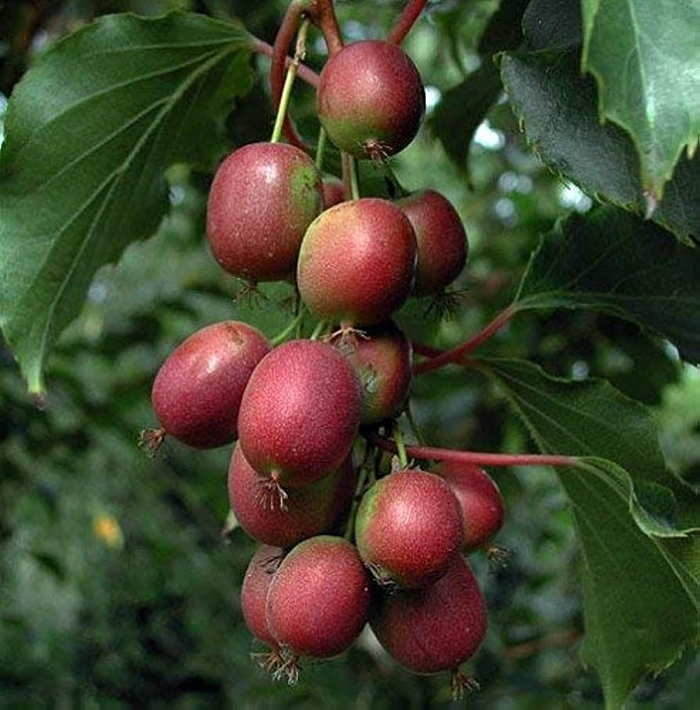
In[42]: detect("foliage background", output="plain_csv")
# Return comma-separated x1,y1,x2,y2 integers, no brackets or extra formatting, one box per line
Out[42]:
1,0,698,707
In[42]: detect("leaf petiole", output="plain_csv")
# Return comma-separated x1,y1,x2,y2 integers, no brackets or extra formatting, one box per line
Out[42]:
367,431,577,469
413,303,519,375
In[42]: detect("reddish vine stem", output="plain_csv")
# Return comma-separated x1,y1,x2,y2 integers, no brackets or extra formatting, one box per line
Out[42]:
411,341,442,358
387,0,429,45
307,0,344,56
367,432,577,469
413,303,519,375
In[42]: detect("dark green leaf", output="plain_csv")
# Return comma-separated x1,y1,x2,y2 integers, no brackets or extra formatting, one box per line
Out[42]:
480,357,700,708
500,49,699,242
0,12,255,394
522,0,582,50
580,0,700,202
515,207,700,365
478,0,529,55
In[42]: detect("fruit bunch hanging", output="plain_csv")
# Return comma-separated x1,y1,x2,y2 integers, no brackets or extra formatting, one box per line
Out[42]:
141,0,524,698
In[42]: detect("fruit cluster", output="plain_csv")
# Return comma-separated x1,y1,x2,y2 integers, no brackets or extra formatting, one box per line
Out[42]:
143,3,505,697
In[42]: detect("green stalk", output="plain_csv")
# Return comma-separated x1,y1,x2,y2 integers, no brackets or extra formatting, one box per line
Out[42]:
393,425,409,469
315,127,328,170
271,310,305,346
270,19,310,144
309,320,329,340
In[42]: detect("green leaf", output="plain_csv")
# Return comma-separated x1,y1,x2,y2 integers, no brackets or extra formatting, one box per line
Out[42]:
563,462,698,709
515,206,700,365
480,357,700,708
500,49,699,242
0,12,255,394
580,0,700,203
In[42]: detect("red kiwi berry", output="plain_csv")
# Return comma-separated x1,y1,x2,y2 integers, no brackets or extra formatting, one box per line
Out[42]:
265,535,370,681
241,544,284,649
397,189,468,297
240,544,287,676
297,198,417,326
228,444,357,547
435,461,505,553
321,175,346,208
317,40,425,161
369,555,487,687
354,469,463,589
206,142,323,282
341,320,413,424
237,340,363,501
145,321,270,450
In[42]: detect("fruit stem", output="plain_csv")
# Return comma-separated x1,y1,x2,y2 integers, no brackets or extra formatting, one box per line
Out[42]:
367,431,578,469
403,401,427,446
272,310,306,346
268,1,310,149
413,303,519,375
342,152,361,200
270,18,311,144
252,37,320,88
393,425,409,468
343,463,369,541
315,127,327,169
380,162,409,199
387,0,429,45
309,320,330,340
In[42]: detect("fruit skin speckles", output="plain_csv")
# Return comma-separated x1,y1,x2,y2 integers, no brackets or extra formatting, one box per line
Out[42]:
266,536,371,660
317,40,425,160
206,142,323,282
396,190,469,297
354,469,464,589
228,445,357,549
237,339,363,489
369,555,487,675
434,460,505,553
151,321,270,449
297,198,417,326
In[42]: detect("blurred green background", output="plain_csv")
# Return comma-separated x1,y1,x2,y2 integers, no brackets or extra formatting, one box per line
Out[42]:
1,1,698,707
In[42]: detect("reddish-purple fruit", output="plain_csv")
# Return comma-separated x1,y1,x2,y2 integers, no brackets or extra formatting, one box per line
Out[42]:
354,469,463,588
241,544,283,648
297,198,417,325
342,320,413,423
206,142,323,282
228,444,357,549
397,190,468,297
370,555,487,674
317,40,425,160
435,461,505,552
266,535,370,661
237,340,363,489
322,176,346,208
150,321,270,449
